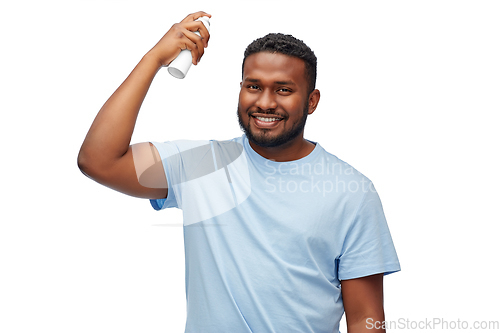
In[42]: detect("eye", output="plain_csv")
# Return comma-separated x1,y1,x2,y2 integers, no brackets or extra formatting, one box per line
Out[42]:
277,87,292,94
246,84,260,91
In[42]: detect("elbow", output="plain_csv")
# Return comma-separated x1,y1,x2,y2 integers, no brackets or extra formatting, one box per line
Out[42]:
77,148,115,184
77,148,96,178
77,150,90,176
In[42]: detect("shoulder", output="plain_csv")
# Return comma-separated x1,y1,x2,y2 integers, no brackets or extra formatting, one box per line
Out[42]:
315,144,373,185
152,136,243,156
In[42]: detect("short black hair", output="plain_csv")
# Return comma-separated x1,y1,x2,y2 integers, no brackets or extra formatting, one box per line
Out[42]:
242,33,317,94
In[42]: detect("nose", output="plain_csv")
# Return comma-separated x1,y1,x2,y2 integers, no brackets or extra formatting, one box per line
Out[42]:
255,89,277,111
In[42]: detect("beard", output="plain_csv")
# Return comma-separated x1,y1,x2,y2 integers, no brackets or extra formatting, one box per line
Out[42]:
237,103,309,148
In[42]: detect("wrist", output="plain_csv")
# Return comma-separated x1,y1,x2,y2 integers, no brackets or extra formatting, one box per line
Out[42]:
142,51,164,71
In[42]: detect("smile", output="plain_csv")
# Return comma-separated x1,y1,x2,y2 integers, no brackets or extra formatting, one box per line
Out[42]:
255,116,282,122
251,115,284,129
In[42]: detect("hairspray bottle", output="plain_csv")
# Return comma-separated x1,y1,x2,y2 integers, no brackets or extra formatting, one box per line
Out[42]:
168,16,210,79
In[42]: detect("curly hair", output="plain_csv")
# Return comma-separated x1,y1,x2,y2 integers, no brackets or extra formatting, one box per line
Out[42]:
242,33,317,94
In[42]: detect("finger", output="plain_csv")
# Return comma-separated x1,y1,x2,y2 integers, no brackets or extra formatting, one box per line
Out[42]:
180,11,211,23
176,33,201,65
183,30,205,63
183,20,210,47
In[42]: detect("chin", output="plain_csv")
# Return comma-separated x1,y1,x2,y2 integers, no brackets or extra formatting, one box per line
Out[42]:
237,107,308,149
247,131,297,148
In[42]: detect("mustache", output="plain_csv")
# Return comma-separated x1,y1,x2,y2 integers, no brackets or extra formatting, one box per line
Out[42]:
248,110,287,119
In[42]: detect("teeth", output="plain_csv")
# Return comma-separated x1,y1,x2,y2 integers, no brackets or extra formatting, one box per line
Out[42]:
255,116,281,122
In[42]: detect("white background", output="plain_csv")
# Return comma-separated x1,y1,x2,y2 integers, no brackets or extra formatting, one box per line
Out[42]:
1,0,499,332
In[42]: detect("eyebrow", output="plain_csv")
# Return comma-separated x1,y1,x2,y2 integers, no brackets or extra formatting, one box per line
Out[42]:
244,78,297,86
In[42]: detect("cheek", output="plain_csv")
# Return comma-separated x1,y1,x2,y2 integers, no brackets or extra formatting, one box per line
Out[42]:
238,93,256,115
237,91,245,107
238,91,253,105
237,96,248,118
280,97,304,113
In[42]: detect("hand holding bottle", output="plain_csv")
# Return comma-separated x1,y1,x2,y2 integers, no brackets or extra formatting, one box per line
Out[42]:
146,11,211,70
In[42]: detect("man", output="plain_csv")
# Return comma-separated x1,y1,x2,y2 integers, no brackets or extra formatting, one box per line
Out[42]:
78,11,400,333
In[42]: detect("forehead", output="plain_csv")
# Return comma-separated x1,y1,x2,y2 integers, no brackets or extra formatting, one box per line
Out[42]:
243,52,307,87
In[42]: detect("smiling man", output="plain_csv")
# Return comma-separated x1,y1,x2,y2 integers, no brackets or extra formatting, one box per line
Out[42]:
238,49,319,161
78,11,400,333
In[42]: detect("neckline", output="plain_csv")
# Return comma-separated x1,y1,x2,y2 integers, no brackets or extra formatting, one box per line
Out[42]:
242,134,322,167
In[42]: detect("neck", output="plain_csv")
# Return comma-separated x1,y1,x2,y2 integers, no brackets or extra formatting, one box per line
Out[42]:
249,135,316,162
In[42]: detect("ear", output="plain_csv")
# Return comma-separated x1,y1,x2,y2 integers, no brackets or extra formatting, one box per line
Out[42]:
307,89,320,115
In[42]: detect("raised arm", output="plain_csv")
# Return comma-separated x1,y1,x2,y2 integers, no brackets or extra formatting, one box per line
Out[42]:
77,11,211,199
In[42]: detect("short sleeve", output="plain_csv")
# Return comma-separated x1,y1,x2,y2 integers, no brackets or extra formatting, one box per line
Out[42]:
338,185,401,280
148,139,219,212
148,141,180,211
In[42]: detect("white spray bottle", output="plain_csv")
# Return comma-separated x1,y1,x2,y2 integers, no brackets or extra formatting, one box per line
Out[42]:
168,16,210,79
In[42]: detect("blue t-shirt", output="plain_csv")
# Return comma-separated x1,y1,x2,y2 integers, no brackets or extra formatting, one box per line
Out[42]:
150,134,400,333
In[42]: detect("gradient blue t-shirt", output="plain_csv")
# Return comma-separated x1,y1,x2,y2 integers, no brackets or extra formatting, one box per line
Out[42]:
149,134,400,333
